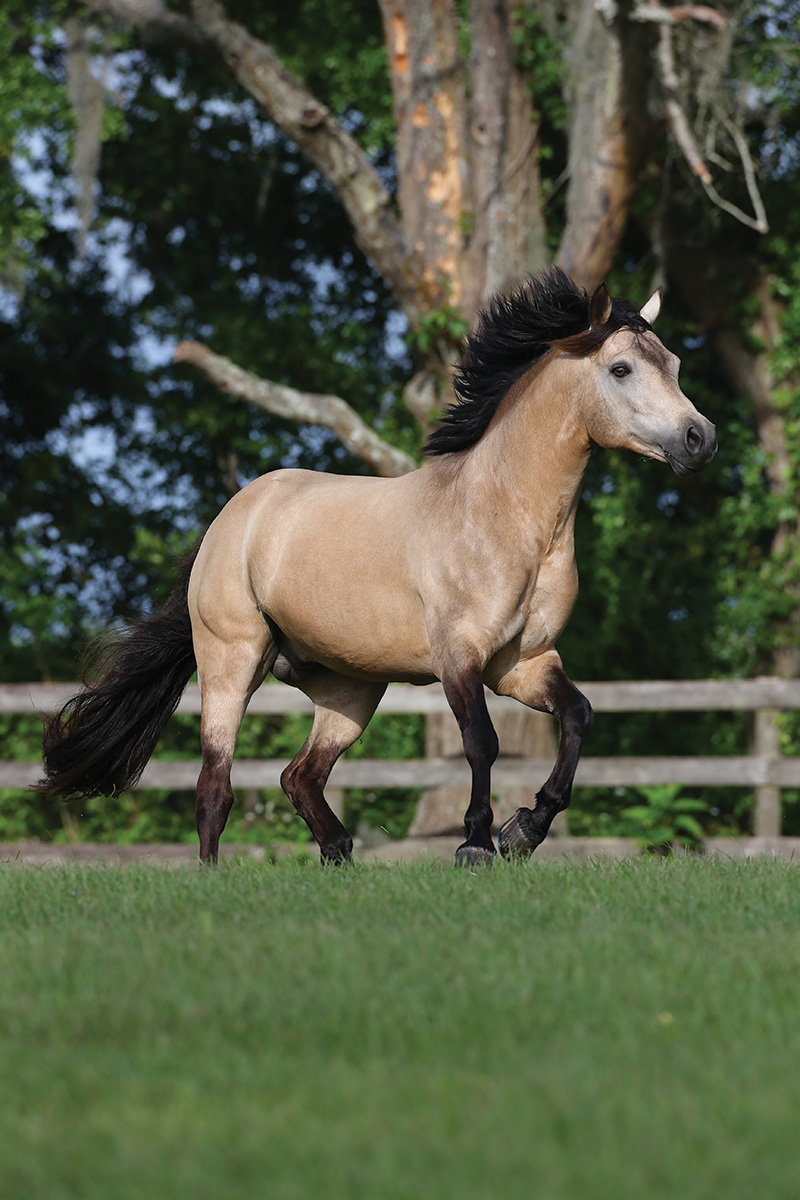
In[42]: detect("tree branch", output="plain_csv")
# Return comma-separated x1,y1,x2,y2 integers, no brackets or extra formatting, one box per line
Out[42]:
656,20,769,233
65,16,106,258
630,3,727,30
83,0,434,325
174,341,417,478
83,0,211,50
187,0,431,324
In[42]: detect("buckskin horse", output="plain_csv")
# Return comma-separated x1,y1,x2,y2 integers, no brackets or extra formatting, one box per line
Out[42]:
36,268,717,866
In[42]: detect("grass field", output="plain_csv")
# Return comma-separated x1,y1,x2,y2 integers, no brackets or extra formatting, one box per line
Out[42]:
2,855,800,1199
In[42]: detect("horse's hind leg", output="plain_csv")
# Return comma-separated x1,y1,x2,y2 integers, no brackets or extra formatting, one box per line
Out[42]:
494,650,592,859
281,675,386,864
194,627,275,865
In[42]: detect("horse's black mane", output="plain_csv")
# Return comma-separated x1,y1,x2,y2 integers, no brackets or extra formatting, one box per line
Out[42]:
424,266,652,457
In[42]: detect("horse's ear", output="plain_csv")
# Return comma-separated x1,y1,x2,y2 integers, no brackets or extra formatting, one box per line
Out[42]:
589,282,612,329
640,286,663,326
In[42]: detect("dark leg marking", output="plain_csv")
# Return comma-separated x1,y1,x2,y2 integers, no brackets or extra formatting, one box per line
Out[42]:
442,664,499,867
196,745,235,866
498,668,592,859
281,745,353,865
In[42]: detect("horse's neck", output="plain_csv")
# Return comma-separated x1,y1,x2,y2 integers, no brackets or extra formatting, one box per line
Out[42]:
458,363,591,544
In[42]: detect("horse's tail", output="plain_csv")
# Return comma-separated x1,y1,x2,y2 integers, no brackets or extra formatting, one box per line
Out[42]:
34,539,203,800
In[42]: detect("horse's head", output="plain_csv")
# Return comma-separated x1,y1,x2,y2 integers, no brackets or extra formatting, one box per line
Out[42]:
576,284,717,476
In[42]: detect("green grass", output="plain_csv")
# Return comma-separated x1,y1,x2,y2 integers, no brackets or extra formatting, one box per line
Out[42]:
2,856,800,1199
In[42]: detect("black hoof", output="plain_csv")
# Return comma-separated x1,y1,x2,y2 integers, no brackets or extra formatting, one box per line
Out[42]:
320,838,353,866
321,851,352,867
498,808,542,859
455,843,495,868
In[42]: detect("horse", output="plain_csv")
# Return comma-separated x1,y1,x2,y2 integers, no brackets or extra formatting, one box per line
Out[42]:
36,267,717,866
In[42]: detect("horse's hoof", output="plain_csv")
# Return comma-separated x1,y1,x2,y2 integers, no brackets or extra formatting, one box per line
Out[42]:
498,808,539,859
455,844,495,868
321,852,352,867
320,843,353,866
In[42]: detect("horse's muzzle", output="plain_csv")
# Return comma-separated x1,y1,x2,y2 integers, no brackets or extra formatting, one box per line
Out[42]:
663,417,717,476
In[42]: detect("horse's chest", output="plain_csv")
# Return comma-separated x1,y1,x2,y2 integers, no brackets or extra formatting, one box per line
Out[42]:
518,555,579,652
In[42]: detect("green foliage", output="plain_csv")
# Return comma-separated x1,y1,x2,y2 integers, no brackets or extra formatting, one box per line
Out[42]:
512,6,567,134
0,2,72,282
229,0,395,157
409,303,469,355
617,784,707,850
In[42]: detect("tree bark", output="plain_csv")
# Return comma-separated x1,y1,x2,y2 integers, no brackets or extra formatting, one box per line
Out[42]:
466,0,548,308
378,0,467,311
379,0,548,323
557,0,654,290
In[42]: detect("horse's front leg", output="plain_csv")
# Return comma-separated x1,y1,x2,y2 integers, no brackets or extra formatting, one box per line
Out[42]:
441,662,499,867
494,651,593,859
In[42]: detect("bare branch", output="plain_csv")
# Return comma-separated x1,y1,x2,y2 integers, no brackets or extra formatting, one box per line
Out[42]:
718,115,770,234
631,3,728,30
82,0,211,50
656,21,768,233
174,341,417,478
65,17,106,258
656,19,712,183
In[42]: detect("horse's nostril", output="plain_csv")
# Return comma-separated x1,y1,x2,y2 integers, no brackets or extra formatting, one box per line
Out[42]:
685,425,703,455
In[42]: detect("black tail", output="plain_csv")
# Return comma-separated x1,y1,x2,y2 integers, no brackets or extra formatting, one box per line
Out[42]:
34,539,203,800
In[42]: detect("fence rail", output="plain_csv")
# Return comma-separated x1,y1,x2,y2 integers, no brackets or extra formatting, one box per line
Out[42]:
3,679,800,838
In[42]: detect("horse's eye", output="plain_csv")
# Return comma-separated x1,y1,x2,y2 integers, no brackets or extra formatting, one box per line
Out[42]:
611,363,631,379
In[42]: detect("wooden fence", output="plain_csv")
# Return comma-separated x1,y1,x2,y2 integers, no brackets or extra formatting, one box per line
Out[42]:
3,678,800,840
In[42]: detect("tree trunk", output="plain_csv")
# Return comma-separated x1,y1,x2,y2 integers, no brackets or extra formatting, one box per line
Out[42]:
379,0,549,325
557,0,654,290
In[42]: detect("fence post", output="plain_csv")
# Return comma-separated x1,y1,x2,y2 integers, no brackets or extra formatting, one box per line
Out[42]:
753,707,781,837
